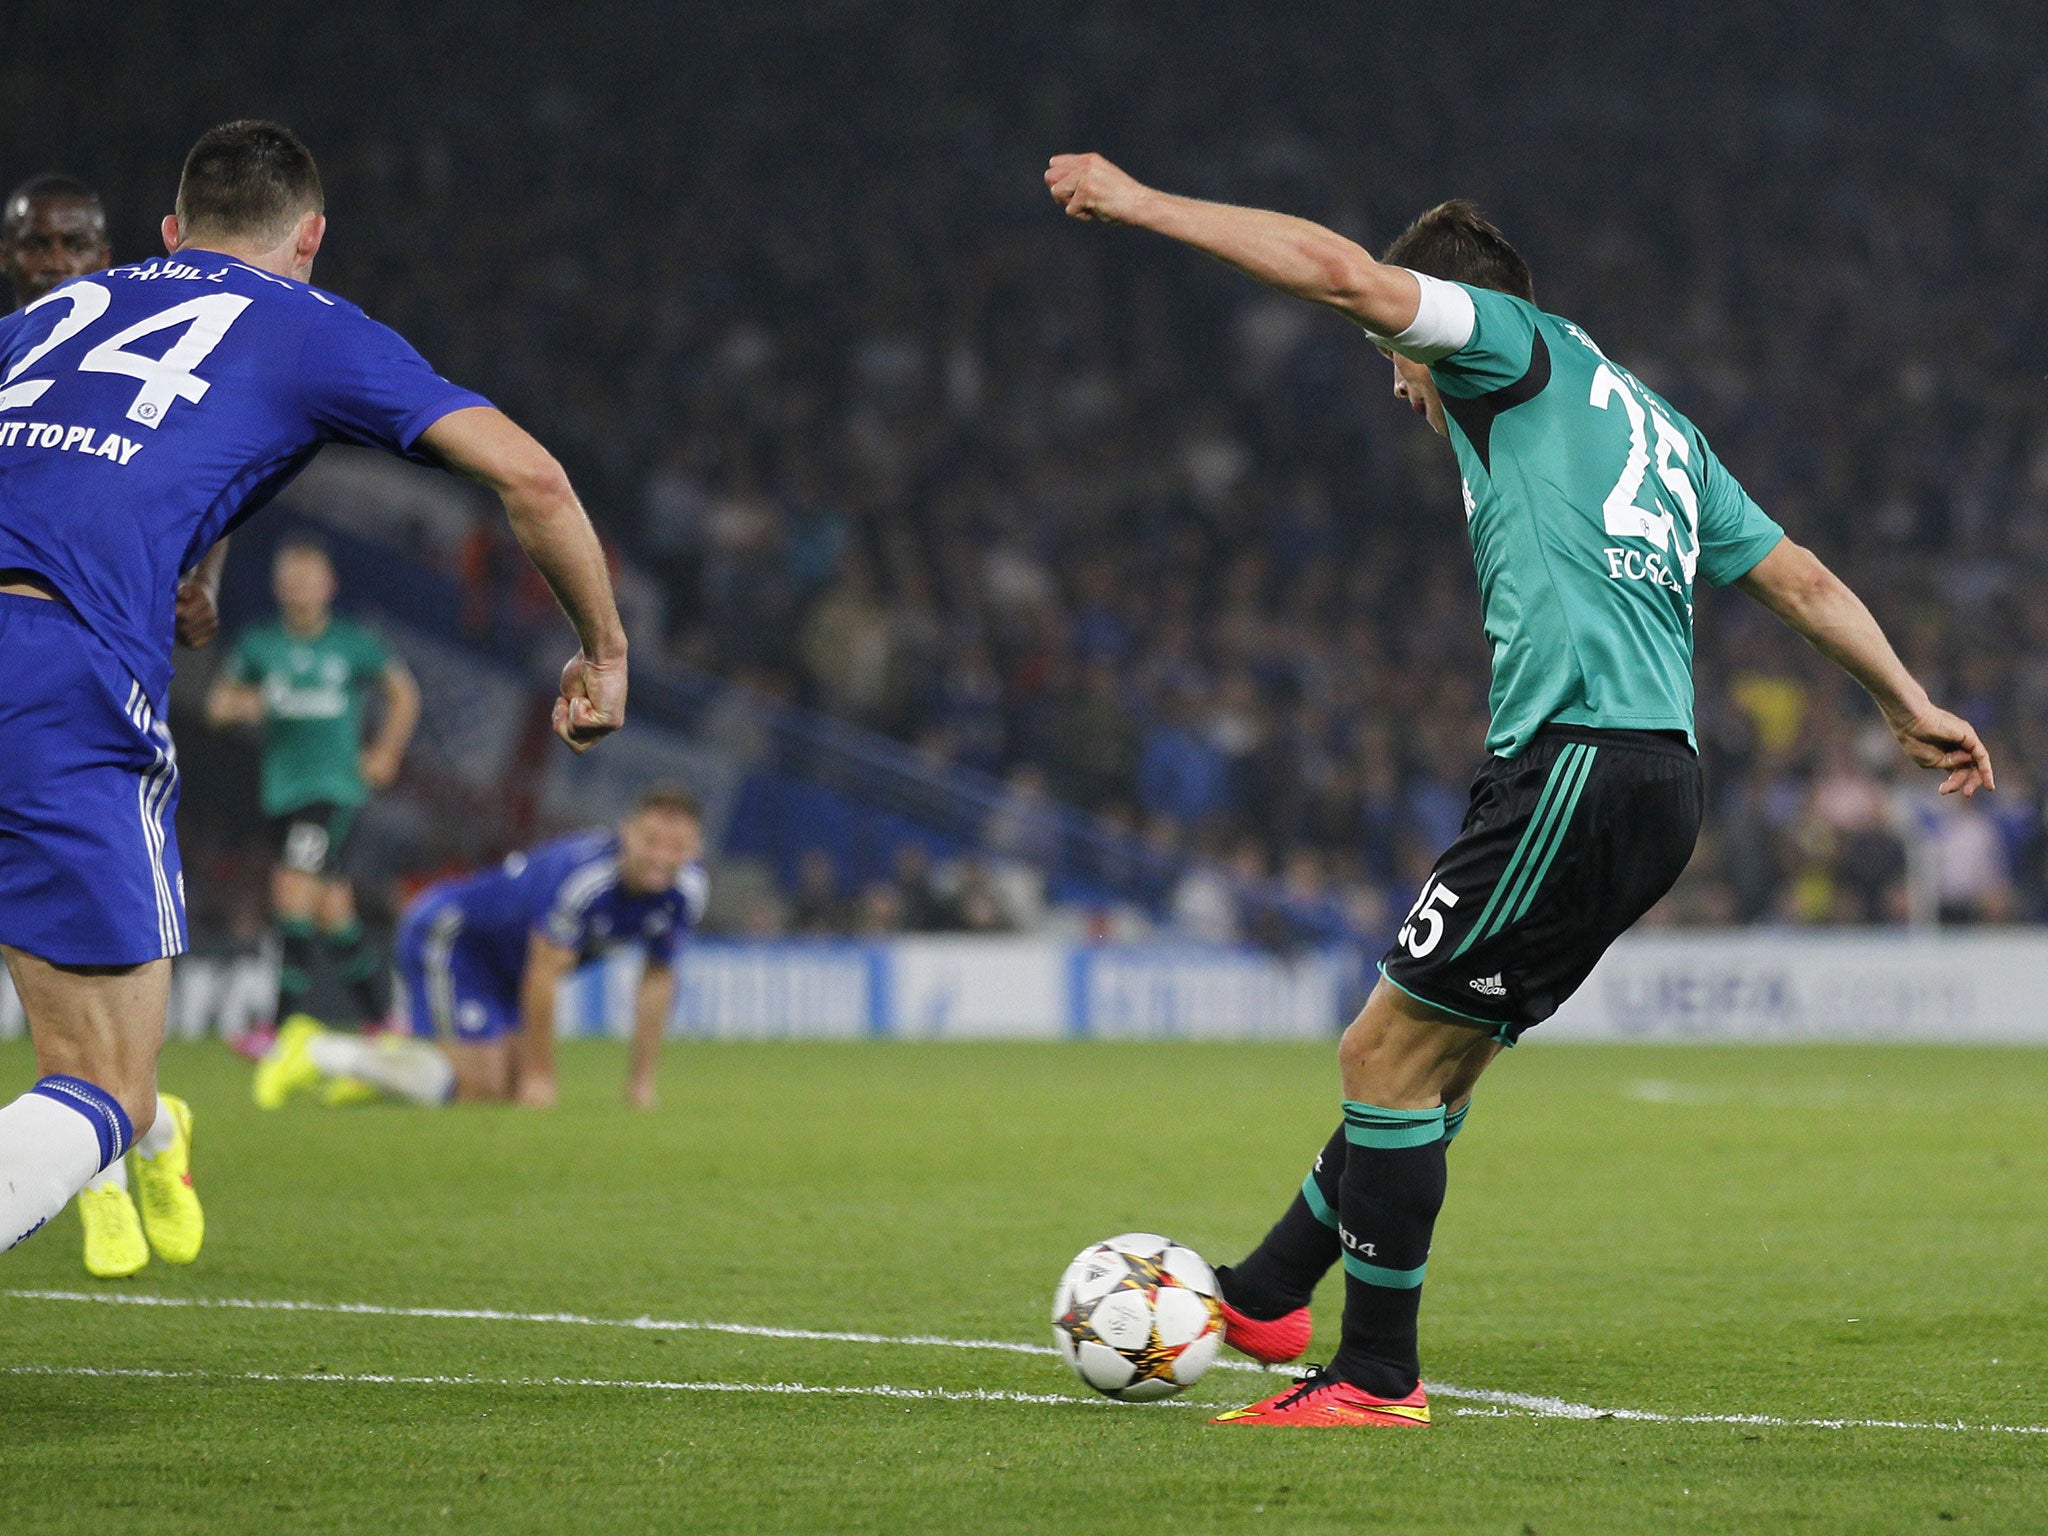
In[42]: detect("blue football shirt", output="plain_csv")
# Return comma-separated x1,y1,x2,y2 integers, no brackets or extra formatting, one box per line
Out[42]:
0,249,491,704
438,830,708,979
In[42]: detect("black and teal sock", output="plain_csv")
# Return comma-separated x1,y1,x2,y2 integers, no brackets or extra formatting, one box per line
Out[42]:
1221,1125,1346,1319
1327,1101,1448,1398
275,917,320,1021
325,920,388,1021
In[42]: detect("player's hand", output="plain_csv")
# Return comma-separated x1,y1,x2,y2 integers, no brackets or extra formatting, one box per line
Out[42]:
625,1076,657,1111
515,1073,557,1110
553,649,626,753
358,746,402,790
174,576,220,648
1890,703,1995,797
1045,153,1149,225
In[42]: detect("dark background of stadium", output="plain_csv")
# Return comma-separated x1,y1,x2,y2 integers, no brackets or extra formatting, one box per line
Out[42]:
8,0,2048,949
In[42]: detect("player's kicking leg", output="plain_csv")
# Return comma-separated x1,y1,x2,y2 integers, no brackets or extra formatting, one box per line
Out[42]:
1213,984,1492,1426
1216,1072,1483,1365
1212,727,1702,1425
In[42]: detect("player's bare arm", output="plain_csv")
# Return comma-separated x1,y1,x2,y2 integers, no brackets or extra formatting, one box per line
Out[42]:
512,930,579,1109
417,406,628,753
1045,153,1423,336
359,658,420,790
204,660,264,728
625,961,675,1111
174,540,228,650
1737,539,1993,796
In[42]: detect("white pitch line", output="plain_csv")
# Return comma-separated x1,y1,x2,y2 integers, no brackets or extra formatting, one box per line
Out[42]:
6,1288,2043,1437
0,1362,1150,1408
1430,1383,2048,1436
0,1286,1112,1363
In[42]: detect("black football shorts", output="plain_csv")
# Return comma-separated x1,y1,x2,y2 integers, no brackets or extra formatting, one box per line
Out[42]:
267,802,360,879
1379,725,1702,1043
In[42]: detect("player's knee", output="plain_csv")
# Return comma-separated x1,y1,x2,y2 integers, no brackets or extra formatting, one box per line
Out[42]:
1337,1009,1392,1088
315,879,356,929
272,866,320,917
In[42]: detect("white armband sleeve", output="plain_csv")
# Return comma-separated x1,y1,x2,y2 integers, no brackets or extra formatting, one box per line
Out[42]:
1369,271,1476,364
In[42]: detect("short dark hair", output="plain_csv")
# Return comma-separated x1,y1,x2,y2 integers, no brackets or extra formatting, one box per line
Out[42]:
2,173,104,237
635,783,704,822
1382,200,1534,303
176,120,323,243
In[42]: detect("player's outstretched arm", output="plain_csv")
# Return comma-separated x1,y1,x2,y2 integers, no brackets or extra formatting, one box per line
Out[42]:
417,406,628,753
513,931,580,1109
1044,153,1423,335
1737,539,1994,796
625,961,675,1111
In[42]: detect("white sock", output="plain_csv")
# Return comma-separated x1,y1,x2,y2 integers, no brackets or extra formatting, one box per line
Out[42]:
84,1158,130,1193
1,1091,110,1252
135,1096,178,1158
306,1033,454,1107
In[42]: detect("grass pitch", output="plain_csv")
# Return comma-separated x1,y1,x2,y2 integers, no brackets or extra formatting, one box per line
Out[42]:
2,1037,2045,1535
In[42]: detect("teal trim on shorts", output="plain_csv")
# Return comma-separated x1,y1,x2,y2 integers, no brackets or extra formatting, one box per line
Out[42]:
1443,1101,1471,1142
1342,1101,1447,1150
1341,1252,1428,1288
1497,744,1599,929
1450,743,1588,960
1376,963,1508,1029
1300,1170,1339,1230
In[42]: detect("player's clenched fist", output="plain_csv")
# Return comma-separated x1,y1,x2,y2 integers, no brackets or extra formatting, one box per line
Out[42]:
1045,153,1149,224
554,649,626,753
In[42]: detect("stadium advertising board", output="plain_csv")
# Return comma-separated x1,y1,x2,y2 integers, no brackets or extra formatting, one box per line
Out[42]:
11,933,2047,1042
1544,932,2048,1041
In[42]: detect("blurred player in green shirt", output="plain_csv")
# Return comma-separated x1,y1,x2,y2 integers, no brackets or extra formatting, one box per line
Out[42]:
208,537,420,1035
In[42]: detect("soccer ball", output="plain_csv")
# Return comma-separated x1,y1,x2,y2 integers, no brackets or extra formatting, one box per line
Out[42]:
1051,1232,1224,1401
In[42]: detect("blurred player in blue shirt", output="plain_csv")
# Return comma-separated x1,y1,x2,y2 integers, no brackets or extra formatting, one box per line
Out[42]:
256,787,706,1110
3,173,112,311
0,121,630,1264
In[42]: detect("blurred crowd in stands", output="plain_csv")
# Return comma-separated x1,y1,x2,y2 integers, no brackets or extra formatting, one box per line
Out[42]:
18,0,2047,940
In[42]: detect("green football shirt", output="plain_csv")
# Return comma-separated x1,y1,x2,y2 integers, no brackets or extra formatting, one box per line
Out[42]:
223,618,391,816
1387,277,1784,756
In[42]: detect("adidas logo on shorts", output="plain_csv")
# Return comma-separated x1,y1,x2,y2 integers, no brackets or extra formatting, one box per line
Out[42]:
1468,973,1507,998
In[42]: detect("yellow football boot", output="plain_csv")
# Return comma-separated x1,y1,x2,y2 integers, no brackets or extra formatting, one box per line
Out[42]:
319,1076,380,1108
133,1093,203,1264
78,1182,149,1279
253,1014,326,1109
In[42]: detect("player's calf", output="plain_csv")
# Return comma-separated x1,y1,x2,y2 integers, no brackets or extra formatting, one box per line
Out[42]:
1,952,171,1256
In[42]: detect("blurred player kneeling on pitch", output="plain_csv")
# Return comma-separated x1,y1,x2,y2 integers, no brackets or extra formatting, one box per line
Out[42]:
254,786,706,1110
